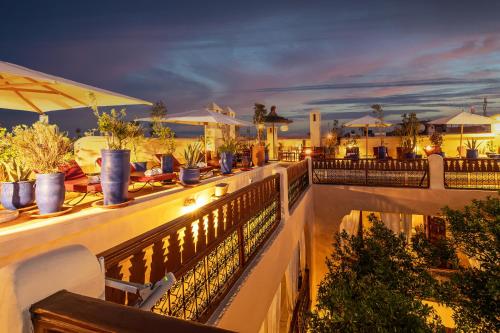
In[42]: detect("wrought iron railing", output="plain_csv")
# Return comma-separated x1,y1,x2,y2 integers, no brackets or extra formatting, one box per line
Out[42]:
312,158,429,188
288,160,310,210
289,269,310,333
444,158,500,190
98,174,281,322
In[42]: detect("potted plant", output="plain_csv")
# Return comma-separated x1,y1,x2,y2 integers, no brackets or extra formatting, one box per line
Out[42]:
325,120,341,158
0,127,34,210
398,113,420,159
93,107,139,205
219,137,238,174
486,140,499,158
264,143,270,163
426,132,444,157
371,104,387,159
252,103,267,167
152,122,176,173
180,142,204,185
465,139,482,159
130,123,147,171
11,122,71,214
344,135,360,159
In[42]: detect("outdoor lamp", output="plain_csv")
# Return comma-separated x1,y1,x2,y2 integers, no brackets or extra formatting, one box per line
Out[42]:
305,148,312,155
280,125,289,132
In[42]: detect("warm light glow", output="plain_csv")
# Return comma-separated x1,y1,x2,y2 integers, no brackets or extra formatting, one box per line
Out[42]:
280,125,288,132
257,123,265,130
327,133,333,139
181,194,210,214
425,145,432,152
305,148,312,155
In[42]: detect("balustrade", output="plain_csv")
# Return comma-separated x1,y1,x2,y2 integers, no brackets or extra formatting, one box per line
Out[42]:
288,160,310,210
444,158,500,190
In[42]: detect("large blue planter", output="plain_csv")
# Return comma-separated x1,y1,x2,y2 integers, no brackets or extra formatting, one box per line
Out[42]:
1,181,35,210
374,146,387,159
466,149,479,159
180,167,200,185
264,149,270,163
220,152,234,174
404,152,416,159
35,173,65,214
101,149,130,206
161,155,174,173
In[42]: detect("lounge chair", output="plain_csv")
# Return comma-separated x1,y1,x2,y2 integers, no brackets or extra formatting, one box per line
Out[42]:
60,160,102,205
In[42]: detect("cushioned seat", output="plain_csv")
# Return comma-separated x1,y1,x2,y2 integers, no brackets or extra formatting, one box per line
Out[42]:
130,172,176,183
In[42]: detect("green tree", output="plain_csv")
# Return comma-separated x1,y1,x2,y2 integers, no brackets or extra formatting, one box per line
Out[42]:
310,217,443,332
253,103,267,143
440,195,500,332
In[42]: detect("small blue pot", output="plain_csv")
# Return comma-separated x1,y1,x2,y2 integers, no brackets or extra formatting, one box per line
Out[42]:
466,149,479,159
404,152,416,159
180,167,200,185
161,155,174,173
35,173,65,214
264,149,269,163
220,152,234,174
1,181,35,210
131,162,147,172
375,146,387,159
101,149,130,206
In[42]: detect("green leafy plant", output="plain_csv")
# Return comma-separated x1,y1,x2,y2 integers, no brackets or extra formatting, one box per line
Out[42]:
152,122,176,155
343,135,359,148
92,107,141,150
398,113,420,153
326,120,342,156
0,127,31,182
309,217,443,332
429,132,444,147
486,140,497,153
465,139,482,150
10,122,72,174
371,104,385,146
439,196,500,332
218,136,238,154
183,142,204,168
129,123,145,162
253,103,267,143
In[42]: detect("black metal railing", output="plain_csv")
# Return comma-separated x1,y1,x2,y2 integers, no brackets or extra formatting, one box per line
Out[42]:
444,158,500,190
289,269,310,333
288,160,310,210
312,158,429,188
98,174,281,323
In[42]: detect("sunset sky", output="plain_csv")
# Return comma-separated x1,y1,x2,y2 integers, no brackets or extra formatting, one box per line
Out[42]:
2,0,500,135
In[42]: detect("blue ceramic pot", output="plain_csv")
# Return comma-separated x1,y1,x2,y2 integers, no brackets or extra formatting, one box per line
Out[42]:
131,162,147,172
101,149,130,205
264,149,269,163
466,149,479,159
180,167,200,185
375,146,387,159
161,155,174,173
220,152,234,174
404,152,416,159
1,181,35,210
35,173,65,214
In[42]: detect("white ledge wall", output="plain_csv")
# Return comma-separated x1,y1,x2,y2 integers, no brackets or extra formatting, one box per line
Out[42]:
0,163,279,267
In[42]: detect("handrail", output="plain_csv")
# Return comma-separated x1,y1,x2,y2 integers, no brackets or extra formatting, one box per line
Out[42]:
289,269,310,333
288,160,310,210
444,158,500,190
312,158,429,188
30,290,234,333
98,174,281,322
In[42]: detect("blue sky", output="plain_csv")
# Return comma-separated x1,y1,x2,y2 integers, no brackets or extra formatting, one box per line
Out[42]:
1,0,500,136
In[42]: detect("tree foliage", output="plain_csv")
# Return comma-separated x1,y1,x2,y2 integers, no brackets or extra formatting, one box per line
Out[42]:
309,217,443,332
441,196,500,332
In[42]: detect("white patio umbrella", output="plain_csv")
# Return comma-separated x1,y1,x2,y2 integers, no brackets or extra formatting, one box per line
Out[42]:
344,115,391,158
137,109,252,163
0,61,151,115
429,111,494,157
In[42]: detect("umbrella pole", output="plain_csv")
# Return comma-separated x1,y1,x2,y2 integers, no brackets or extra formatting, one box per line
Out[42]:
459,124,464,158
365,125,369,159
204,123,208,164
273,123,276,160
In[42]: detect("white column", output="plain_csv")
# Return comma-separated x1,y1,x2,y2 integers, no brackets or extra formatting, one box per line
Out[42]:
309,111,321,147
428,154,444,189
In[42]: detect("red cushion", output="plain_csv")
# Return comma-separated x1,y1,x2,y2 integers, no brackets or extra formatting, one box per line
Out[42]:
60,160,86,180
96,157,135,173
